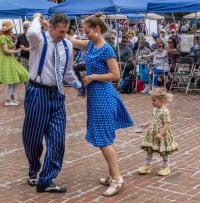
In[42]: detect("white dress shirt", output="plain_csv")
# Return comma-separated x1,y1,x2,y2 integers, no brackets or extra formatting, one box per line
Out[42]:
27,18,81,88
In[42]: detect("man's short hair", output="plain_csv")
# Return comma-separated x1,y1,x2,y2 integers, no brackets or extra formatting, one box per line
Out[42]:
49,13,69,27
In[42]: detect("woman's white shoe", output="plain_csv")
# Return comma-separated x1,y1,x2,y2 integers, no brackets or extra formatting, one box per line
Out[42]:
100,176,112,186
103,177,124,197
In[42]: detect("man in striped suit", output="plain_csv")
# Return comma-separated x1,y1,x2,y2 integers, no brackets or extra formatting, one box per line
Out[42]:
22,13,82,193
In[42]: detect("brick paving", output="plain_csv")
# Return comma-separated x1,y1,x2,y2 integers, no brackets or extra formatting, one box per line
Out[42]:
0,85,200,203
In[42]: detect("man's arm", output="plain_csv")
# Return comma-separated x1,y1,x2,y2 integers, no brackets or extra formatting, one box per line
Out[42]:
26,16,42,50
63,41,82,89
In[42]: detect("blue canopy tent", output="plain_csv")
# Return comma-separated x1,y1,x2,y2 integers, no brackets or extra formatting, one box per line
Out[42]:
147,0,200,13
49,0,148,16
0,0,56,18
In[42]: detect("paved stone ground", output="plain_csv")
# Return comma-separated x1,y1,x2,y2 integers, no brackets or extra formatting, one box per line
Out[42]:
0,85,200,203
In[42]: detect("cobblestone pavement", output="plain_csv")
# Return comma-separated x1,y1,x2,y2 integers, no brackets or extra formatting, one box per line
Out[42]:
0,85,200,203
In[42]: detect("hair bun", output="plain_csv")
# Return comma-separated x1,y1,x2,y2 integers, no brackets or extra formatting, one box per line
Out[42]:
95,12,104,18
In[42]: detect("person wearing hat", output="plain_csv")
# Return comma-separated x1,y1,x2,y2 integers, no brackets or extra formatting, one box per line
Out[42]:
159,29,168,45
16,21,30,70
0,20,29,106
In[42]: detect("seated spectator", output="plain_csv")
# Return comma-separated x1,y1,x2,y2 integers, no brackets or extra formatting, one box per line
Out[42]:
76,26,86,39
170,29,181,50
104,31,117,54
133,34,150,55
196,29,200,38
159,29,168,45
119,34,134,79
167,37,180,72
151,37,164,51
127,30,137,50
111,29,118,45
136,38,152,92
194,36,200,62
139,41,169,93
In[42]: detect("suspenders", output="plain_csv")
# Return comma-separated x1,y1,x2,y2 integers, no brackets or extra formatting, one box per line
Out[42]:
35,33,69,82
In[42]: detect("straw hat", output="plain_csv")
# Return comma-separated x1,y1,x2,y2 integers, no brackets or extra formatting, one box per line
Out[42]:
1,21,15,32
159,29,167,34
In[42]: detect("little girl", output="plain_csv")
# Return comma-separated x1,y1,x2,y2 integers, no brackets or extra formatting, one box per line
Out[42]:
138,88,178,176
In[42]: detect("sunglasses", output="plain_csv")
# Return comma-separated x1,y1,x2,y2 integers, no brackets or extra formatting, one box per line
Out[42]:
157,46,163,48
168,41,173,43
122,40,128,43
171,31,175,33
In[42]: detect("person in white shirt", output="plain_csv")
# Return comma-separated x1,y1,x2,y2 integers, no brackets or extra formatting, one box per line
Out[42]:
159,29,168,45
22,13,82,193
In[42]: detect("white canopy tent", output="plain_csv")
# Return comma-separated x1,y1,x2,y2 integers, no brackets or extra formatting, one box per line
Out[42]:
183,12,200,19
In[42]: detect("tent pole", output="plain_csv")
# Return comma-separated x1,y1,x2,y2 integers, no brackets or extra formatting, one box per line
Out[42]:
134,13,147,92
12,19,18,35
115,13,122,88
194,12,197,45
75,16,80,37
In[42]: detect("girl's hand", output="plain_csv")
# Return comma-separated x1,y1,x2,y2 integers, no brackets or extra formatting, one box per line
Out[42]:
83,74,95,85
139,123,149,128
156,133,163,140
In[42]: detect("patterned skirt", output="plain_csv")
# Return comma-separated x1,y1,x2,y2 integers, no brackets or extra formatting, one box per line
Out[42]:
0,54,29,84
141,128,178,156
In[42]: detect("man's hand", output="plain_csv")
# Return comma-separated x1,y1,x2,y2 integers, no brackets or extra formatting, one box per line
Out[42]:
83,74,95,85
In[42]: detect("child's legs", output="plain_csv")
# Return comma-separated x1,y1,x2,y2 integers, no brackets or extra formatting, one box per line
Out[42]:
162,155,169,168
145,152,153,166
100,145,121,179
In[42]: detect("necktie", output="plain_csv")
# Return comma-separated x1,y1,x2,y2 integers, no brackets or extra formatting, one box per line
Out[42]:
53,43,64,95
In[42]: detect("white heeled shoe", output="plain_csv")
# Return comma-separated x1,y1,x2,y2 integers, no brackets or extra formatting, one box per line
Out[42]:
103,177,124,197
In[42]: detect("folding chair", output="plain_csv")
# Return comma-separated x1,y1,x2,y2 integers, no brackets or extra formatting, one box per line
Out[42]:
186,58,200,94
118,60,136,93
169,56,195,93
151,66,169,89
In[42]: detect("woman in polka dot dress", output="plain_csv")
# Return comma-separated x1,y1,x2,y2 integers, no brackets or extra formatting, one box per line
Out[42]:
67,13,133,196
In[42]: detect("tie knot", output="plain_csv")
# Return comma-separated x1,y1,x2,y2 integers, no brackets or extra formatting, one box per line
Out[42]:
54,42,58,47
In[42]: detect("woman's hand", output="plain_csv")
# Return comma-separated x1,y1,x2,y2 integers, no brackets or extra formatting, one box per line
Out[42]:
83,74,95,85
14,48,21,54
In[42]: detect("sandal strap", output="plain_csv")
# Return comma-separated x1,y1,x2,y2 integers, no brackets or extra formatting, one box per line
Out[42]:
111,178,124,184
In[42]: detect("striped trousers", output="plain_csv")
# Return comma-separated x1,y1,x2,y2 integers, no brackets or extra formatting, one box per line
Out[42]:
22,83,66,186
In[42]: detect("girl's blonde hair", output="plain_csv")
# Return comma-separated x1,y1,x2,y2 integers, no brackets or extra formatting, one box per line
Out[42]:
150,88,173,103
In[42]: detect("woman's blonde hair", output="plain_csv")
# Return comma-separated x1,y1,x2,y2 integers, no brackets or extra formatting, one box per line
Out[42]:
150,88,173,103
83,12,107,34
127,30,135,37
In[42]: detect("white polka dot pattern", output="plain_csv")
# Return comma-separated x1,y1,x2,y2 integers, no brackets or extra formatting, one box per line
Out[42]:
85,41,133,147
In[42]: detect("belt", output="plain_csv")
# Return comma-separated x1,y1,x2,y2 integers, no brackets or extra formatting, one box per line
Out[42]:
29,80,58,91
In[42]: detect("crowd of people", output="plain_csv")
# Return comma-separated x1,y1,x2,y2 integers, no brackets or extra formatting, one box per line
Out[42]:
2,11,200,197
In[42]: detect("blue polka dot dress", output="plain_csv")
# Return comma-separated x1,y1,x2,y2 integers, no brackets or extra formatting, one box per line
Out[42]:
85,41,133,147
